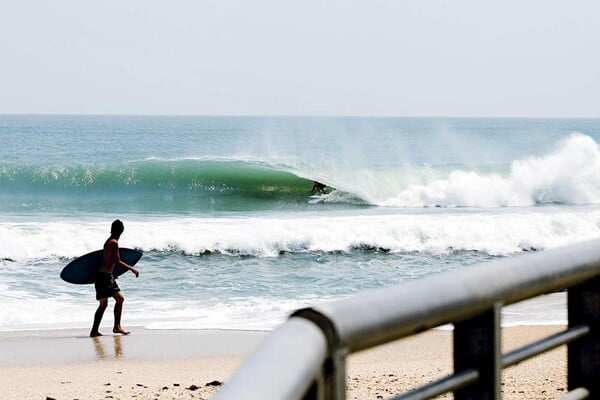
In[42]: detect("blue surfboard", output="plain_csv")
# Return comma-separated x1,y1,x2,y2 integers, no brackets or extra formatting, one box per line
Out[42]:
60,248,143,284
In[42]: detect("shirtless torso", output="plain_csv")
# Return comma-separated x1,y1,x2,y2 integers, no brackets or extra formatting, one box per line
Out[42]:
90,220,139,337
99,237,131,275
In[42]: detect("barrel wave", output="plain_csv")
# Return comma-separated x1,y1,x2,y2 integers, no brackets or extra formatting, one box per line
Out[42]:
0,159,346,212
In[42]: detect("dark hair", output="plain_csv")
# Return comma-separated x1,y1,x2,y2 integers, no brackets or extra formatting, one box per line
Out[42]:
111,219,124,235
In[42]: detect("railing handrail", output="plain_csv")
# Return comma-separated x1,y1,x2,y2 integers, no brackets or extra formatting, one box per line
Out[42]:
214,317,328,400
214,239,600,400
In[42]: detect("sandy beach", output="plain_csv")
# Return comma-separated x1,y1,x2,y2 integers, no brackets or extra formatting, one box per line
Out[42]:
0,325,567,400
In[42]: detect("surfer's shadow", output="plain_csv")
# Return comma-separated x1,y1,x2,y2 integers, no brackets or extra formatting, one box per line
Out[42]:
92,335,124,360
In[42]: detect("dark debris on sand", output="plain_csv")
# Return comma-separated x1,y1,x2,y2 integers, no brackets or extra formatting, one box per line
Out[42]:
45,379,226,400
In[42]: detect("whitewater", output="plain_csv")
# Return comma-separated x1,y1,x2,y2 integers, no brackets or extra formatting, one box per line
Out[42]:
1,115,599,332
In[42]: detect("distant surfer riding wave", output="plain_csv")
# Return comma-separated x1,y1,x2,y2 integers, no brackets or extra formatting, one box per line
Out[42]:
311,181,327,195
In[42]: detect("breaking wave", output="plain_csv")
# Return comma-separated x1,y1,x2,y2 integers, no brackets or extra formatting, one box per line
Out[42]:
1,133,599,212
376,133,600,207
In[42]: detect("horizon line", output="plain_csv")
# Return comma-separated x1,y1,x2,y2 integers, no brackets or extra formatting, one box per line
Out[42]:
1,112,600,120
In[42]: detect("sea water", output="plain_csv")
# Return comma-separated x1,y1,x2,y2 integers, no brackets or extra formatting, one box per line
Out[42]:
1,115,600,331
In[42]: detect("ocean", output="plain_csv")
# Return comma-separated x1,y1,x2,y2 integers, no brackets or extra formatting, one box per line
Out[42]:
1,115,600,332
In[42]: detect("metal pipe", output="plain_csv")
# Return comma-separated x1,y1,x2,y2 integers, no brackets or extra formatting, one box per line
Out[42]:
389,369,479,400
502,325,589,368
214,317,328,400
556,387,589,400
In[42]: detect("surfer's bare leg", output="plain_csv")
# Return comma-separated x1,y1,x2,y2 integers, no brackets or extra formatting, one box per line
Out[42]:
112,291,130,335
90,298,108,337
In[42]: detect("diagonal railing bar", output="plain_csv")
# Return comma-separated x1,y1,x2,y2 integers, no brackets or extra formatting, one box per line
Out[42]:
555,387,589,400
502,324,589,368
388,369,479,400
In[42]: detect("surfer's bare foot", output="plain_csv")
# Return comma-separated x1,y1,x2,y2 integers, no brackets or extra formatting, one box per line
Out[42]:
90,331,103,337
113,326,130,335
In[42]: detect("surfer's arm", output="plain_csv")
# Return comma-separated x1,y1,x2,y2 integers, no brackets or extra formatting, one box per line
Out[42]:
111,241,140,277
118,260,140,277
117,258,139,277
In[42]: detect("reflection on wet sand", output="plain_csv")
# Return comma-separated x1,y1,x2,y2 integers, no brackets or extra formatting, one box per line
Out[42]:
92,335,123,360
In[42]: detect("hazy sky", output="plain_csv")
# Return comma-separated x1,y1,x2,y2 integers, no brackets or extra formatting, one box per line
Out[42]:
1,0,599,117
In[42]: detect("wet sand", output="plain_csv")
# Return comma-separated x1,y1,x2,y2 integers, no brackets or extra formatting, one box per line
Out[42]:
0,325,566,400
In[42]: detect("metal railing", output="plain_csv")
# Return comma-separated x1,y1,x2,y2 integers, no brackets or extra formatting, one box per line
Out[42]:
214,239,600,400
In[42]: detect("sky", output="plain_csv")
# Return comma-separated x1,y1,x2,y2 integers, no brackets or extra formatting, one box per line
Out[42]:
0,0,599,117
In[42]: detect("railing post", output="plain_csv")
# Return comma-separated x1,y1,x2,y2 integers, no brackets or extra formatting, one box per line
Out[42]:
302,377,323,400
568,276,600,397
453,303,501,400
293,309,347,400
301,349,347,400
322,348,347,400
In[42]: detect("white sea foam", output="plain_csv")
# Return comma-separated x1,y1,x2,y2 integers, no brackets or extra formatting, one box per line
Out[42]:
0,278,567,332
0,288,95,331
291,133,600,208
2,209,585,332
380,134,600,207
1,207,599,261
0,292,307,332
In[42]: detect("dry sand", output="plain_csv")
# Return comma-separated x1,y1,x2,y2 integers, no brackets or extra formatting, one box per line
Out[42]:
347,325,566,400
0,325,566,400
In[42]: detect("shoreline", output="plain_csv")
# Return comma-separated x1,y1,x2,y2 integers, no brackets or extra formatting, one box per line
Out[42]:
0,325,568,399
0,327,266,366
0,291,568,334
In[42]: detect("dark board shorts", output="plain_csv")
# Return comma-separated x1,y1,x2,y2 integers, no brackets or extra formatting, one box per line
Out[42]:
95,272,120,300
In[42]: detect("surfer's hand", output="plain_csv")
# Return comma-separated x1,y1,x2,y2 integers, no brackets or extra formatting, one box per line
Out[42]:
132,268,140,278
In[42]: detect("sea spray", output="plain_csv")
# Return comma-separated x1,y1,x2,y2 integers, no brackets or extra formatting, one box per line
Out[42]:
378,133,600,207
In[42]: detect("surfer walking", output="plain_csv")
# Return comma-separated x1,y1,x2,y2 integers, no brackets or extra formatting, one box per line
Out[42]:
312,181,327,195
90,219,140,337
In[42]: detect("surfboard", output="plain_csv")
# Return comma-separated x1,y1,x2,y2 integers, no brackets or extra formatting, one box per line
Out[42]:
309,193,330,204
60,248,143,284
